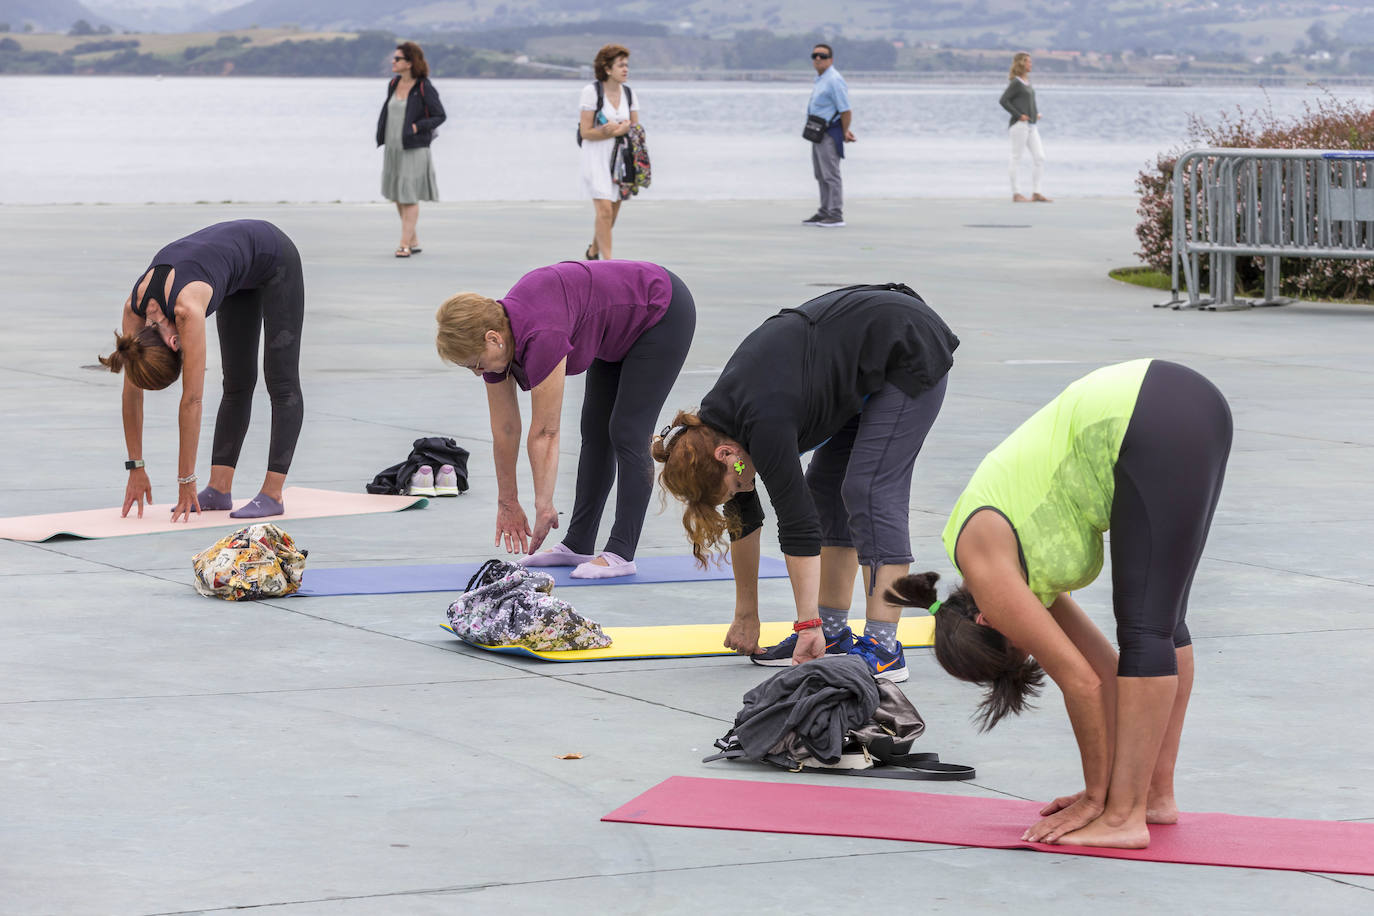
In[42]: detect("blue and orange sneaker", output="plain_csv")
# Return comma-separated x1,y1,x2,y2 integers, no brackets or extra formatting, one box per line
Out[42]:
750,626,855,667
849,634,908,682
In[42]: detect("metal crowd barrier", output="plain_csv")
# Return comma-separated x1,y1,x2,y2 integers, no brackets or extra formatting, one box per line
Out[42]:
1162,148,1374,310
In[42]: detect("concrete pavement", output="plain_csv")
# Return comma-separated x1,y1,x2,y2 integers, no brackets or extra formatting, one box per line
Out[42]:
2,198,1373,914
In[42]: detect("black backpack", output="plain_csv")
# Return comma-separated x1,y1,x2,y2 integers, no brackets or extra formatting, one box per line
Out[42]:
575,82,633,146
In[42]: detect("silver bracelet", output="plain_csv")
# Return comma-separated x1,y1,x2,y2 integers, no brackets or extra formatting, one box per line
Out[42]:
177,473,197,485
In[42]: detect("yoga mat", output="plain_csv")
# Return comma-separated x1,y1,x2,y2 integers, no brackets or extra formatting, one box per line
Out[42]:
0,487,428,542
444,616,934,661
604,776,1374,875
296,554,788,597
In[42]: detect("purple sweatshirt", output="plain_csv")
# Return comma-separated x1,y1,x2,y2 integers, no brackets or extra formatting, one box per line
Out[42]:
484,260,673,391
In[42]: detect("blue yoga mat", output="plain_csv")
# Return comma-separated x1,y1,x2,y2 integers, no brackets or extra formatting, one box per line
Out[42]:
294,555,789,597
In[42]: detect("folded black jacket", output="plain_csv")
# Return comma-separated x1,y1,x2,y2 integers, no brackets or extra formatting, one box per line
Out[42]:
366,436,470,495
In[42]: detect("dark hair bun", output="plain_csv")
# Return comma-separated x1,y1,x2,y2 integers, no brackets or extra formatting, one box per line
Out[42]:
885,571,940,608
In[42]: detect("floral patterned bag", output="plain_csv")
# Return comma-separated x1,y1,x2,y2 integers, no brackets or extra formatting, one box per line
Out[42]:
446,560,612,652
192,524,307,600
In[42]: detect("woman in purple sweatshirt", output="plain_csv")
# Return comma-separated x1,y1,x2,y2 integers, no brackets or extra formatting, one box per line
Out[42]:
436,260,696,578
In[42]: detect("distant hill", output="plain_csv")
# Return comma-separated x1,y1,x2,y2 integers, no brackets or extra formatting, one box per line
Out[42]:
184,0,1374,57
200,0,414,31
0,0,112,33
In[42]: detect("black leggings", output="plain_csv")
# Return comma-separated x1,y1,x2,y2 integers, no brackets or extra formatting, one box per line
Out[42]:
563,270,696,560
1110,360,1232,677
210,228,305,476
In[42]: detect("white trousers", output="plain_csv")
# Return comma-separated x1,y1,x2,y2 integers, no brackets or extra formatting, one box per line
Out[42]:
1008,121,1044,195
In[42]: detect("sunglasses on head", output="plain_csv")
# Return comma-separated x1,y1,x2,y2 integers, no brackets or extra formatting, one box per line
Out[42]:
811,52,831,60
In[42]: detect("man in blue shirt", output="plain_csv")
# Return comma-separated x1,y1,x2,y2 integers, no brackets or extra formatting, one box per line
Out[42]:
804,43,855,228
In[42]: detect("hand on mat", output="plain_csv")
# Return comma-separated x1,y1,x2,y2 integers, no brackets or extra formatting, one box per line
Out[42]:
1022,793,1103,844
791,627,825,665
171,482,202,523
121,469,153,518
724,614,761,655
529,503,559,554
495,500,533,554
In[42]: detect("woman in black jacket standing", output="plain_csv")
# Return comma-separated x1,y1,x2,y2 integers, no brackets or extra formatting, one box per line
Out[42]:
376,41,446,258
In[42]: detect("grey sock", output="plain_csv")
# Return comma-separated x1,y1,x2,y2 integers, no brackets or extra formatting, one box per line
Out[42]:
196,485,232,511
864,619,900,653
819,605,849,638
229,492,285,519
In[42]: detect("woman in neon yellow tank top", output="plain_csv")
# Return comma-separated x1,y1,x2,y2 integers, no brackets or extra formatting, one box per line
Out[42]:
891,359,1232,850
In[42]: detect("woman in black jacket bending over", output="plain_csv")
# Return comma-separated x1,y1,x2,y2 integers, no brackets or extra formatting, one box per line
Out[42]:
377,41,446,258
654,284,958,683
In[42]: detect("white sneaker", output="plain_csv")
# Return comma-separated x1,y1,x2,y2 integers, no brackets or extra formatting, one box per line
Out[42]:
408,465,437,496
435,464,460,496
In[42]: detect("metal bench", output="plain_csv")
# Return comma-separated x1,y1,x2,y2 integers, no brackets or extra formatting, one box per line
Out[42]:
1161,148,1374,310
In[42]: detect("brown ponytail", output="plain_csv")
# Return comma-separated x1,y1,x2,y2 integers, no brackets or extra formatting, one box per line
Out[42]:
887,571,1045,731
651,410,733,568
98,327,182,391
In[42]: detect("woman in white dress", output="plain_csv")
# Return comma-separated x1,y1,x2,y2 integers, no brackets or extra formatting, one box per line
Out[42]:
579,44,639,260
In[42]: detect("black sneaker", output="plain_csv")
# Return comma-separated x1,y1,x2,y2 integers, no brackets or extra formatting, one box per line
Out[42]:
750,626,855,667
802,213,827,225
816,218,846,228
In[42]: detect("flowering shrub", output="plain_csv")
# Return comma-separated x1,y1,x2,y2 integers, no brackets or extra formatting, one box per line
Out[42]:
1134,95,1374,301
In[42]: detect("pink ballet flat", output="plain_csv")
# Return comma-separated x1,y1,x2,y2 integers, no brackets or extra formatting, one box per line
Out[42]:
520,543,594,567
570,552,638,579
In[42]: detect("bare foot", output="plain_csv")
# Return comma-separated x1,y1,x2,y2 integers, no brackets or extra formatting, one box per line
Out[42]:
1032,193,1054,202
1056,815,1151,849
587,556,609,567
1146,796,1178,825
1013,193,1030,202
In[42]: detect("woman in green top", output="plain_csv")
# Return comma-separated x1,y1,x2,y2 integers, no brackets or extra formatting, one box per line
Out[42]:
891,359,1231,850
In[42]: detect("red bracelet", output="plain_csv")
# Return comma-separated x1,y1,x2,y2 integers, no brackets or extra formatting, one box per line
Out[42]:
792,618,823,632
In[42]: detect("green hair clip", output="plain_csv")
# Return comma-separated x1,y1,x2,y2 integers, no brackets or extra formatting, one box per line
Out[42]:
928,599,942,616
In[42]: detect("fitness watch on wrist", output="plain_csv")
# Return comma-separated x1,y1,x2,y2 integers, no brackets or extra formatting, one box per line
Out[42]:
124,459,145,471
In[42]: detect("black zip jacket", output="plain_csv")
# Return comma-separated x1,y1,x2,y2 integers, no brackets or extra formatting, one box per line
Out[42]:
699,284,959,557
376,76,447,150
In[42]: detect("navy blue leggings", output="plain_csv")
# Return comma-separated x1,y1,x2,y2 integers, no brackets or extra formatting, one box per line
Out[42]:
1111,360,1232,677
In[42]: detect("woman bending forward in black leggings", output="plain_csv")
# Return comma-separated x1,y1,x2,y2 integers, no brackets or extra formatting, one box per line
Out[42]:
100,219,306,522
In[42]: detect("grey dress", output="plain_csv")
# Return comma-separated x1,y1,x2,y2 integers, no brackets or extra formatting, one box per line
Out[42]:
381,93,439,204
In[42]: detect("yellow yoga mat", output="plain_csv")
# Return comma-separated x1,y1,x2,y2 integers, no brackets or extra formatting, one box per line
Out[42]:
443,617,934,662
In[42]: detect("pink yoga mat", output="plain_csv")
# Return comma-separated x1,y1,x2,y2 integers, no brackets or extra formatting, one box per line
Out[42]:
604,776,1374,875
0,487,428,541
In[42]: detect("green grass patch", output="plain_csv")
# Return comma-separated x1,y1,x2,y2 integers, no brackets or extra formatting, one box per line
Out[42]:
1109,266,1175,290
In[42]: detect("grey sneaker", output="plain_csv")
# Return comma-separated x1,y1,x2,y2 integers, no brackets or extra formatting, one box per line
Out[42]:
435,464,460,496
817,218,846,228
408,465,437,497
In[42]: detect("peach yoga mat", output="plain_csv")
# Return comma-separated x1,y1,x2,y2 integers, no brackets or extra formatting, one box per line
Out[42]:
0,487,428,541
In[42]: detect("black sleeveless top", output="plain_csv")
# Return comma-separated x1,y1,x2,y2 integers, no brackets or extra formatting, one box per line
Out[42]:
131,219,282,321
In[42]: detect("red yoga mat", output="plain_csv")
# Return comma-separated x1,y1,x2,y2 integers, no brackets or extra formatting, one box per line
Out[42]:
603,776,1374,875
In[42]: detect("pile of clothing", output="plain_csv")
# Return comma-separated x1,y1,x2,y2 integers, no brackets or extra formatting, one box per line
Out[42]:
192,524,307,600
705,655,973,780
446,560,611,652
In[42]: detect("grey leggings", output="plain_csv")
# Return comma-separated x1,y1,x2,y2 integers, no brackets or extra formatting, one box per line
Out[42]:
805,375,948,579
562,271,696,560
209,228,305,475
